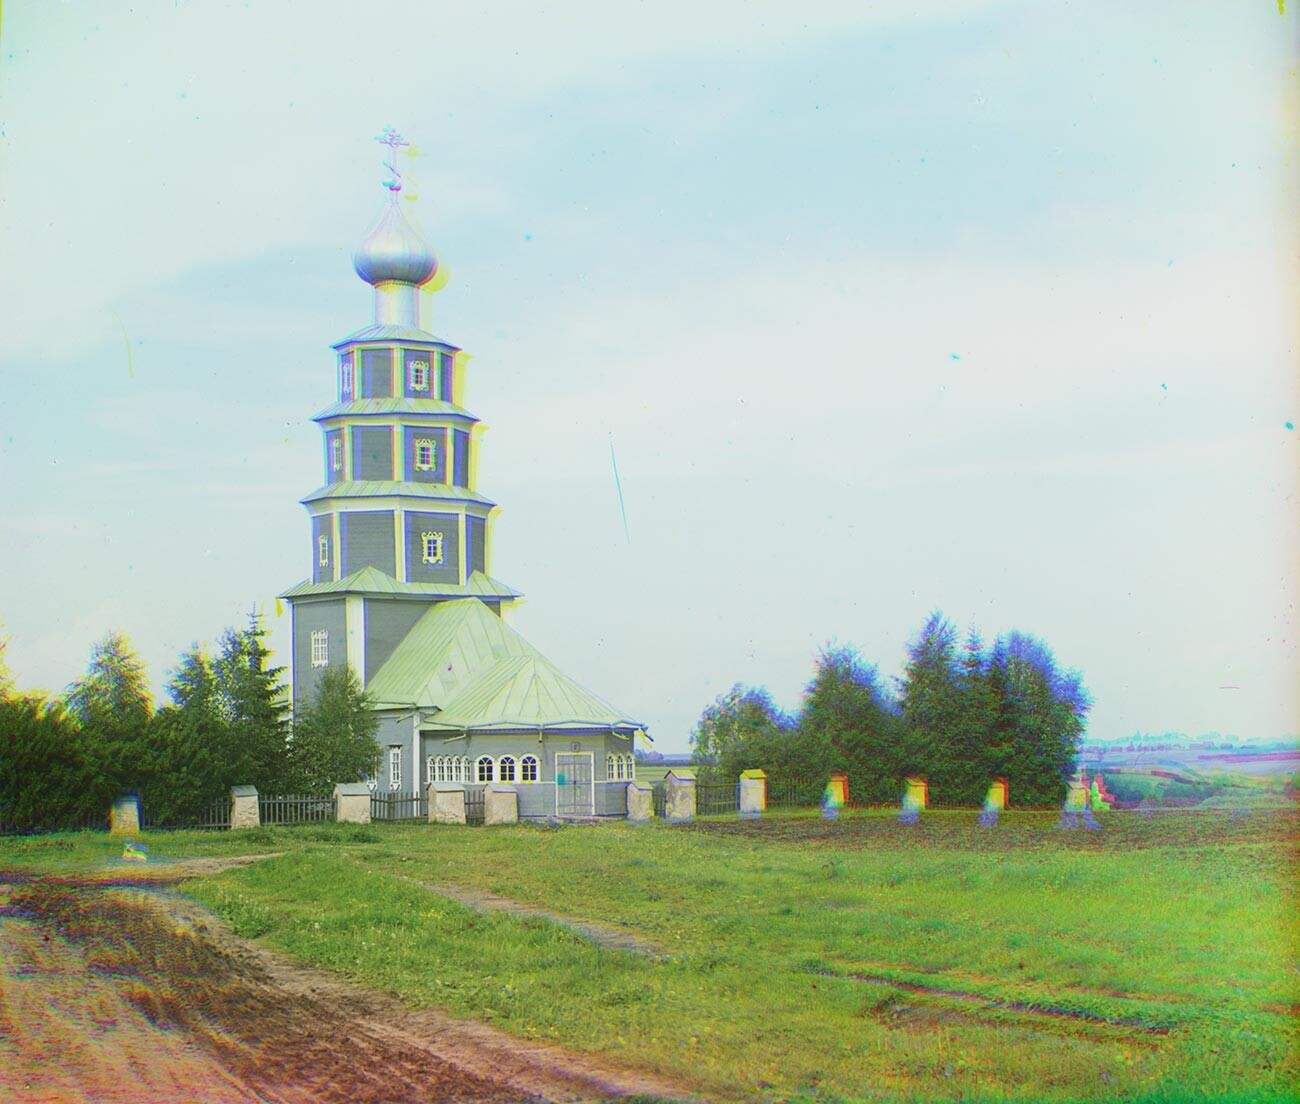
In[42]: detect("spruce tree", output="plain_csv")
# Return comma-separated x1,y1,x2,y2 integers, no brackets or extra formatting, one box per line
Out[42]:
290,665,380,796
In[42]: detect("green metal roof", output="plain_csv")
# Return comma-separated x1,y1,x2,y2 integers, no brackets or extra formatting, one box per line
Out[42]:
331,324,460,348
300,480,496,508
311,397,477,423
280,567,520,601
366,599,644,731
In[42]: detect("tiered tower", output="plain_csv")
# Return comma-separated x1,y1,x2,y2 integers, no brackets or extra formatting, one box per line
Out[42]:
282,133,643,811
283,131,517,708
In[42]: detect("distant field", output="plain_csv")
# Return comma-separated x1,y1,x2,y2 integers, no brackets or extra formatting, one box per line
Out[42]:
3,807,1296,1103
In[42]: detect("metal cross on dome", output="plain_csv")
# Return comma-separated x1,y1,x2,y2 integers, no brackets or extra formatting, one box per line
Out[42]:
375,126,409,193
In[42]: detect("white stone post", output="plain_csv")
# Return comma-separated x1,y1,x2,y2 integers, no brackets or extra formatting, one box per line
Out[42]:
429,784,467,824
665,770,696,824
484,785,518,825
334,782,372,824
626,781,653,823
230,785,260,830
109,795,140,836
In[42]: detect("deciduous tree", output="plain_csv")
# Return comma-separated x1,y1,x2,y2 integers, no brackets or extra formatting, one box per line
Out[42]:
289,665,379,796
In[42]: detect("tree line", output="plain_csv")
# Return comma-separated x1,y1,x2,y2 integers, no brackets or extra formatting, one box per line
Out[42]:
0,616,379,831
691,612,1092,807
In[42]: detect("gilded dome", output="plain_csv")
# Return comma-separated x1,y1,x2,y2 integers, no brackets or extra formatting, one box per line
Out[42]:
352,199,438,286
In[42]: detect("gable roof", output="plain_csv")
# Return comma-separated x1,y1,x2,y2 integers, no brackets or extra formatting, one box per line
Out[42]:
366,599,643,732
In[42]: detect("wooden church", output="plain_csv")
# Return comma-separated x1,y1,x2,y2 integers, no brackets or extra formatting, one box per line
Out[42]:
281,133,644,818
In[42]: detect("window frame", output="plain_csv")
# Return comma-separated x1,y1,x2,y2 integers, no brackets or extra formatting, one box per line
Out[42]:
413,438,436,472
520,755,539,783
310,630,328,668
408,357,430,392
421,531,445,566
475,755,494,784
498,755,516,783
389,746,402,791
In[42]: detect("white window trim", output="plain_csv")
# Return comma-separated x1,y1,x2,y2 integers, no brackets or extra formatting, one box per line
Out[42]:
408,358,430,392
389,746,402,791
341,361,353,396
421,531,445,566
331,438,343,472
318,535,329,567
310,630,328,668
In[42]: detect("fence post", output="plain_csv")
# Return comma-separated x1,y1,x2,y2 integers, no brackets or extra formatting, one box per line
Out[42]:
626,780,653,823
429,784,467,824
484,785,518,826
109,795,140,836
334,782,372,824
665,769,696,824
738,770,766,820
230,785,260,830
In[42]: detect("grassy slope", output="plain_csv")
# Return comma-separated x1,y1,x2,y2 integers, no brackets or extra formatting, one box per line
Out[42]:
3,810,1296,1104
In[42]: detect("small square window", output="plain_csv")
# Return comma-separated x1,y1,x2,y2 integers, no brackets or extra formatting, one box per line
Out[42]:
413,438,436,472
421,531,444,565
408,358,430,392
310,630,328,668
318,535,329,566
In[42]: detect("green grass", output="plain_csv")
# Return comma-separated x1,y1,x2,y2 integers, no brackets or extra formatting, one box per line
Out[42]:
3,810,1296,1103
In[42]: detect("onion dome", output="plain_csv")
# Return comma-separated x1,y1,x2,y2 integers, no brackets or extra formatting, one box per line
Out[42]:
352,198,438,287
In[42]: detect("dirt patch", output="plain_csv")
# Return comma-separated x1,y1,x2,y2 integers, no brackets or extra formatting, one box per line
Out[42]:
418,882,671,958
1,875,698,1104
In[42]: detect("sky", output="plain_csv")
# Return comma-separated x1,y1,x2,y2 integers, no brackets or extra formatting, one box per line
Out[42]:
1,1,1296,754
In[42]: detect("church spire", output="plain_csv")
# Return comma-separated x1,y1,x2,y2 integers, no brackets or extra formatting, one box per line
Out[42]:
352,127,438,328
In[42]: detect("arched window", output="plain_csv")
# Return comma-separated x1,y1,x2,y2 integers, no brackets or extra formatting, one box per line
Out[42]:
426,756,435,786
521,755,539,783
606,755,616,781
499,756,516,783
476,756,494,783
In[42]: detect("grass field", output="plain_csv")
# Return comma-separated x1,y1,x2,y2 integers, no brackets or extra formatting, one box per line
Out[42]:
3,808,1296,1103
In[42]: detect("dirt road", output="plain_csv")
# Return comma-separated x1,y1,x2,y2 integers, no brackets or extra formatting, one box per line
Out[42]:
0,868,696,1104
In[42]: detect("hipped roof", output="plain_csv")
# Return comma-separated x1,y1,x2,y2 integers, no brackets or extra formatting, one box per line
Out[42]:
366,599,644,733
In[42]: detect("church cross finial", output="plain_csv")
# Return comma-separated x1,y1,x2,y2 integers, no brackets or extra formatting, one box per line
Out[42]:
374,126,409,194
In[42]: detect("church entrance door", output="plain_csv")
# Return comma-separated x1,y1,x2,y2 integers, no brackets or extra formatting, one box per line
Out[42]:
554,752,595,818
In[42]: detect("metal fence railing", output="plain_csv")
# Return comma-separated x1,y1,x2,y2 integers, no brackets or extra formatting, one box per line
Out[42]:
695,781,740,816
259,794,335,826
371,790,427,822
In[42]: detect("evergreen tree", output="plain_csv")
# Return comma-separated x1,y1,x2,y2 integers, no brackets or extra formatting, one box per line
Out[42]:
63,631,154,794
942,627,1001,804
987,631,1092,806
0,694,108,829
213,613,292,793
799,644,902,803
898,611,961,783
290,665,380,796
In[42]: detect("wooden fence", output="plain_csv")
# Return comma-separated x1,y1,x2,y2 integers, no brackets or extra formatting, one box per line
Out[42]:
260,794,335,826
371,790,428,822
141,796,231,831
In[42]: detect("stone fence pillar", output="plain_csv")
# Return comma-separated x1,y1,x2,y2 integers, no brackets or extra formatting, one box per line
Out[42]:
334,782,372,824
665,769,696,824
230,785,260,830
484,784,518,826
739,769,766,820
109,795,140,836
626,781,652,823
429,784,467,825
